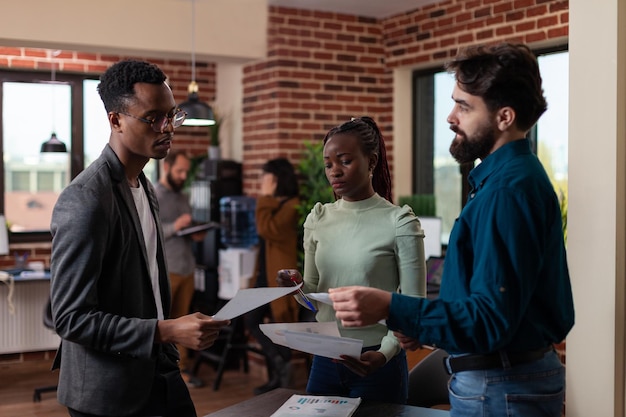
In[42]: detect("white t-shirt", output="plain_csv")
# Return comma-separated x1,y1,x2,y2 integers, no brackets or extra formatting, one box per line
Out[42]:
130,181,164,320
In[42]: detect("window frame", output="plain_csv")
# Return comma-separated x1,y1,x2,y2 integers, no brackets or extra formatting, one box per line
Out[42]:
411,43,568,210
0,69,97,243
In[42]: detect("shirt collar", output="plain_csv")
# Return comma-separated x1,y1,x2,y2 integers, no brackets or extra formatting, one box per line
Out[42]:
468,138,532,191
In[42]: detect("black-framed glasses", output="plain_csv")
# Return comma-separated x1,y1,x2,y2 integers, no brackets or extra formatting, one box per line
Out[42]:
118,109,187,132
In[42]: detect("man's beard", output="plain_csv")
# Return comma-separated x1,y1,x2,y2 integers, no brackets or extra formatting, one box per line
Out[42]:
449,122,497,164
167,173,185,193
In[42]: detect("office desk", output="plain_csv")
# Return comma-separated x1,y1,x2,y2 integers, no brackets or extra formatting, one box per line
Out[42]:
0,271,59,354
204,388,450,417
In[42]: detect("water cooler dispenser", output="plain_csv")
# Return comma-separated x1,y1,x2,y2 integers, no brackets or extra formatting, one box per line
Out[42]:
217,196,259,299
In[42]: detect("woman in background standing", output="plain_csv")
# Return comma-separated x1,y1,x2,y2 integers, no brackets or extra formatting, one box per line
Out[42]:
246,158,301,395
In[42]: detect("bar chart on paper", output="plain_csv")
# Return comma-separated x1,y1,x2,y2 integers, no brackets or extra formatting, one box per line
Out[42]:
270,394,362,417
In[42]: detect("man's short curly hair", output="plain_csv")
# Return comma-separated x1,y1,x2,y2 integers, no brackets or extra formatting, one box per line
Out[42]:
445,43,547,132
97,59,167,113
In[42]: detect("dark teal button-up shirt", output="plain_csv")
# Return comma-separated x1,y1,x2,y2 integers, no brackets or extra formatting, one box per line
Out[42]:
388,139,574,354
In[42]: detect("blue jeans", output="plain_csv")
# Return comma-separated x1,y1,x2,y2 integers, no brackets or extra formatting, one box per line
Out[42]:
306,346,408,404
448,350,565,417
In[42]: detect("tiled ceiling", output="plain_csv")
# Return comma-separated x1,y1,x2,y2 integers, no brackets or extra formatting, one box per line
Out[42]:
268,0,440,19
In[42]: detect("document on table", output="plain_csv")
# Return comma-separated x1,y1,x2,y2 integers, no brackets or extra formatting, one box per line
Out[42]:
260,321,363,360
270,394,362,417
212,284,300,320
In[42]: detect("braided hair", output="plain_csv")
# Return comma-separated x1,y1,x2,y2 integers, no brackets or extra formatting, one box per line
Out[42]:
323,116,392,202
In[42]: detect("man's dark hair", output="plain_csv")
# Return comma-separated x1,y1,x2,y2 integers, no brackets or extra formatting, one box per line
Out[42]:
262,158,299,198
97,59,167,113
445,43,548,131
163,149,189,166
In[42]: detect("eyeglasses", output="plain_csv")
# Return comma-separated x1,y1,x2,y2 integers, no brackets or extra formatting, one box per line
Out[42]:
118,109,187,132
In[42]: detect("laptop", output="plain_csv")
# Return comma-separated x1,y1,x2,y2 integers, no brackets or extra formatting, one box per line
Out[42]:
426,256,444,299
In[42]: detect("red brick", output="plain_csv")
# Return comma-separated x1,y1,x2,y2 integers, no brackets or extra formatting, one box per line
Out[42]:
0,47,22,56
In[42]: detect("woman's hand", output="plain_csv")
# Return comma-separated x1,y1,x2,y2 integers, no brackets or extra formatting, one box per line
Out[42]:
393,331,422,351
276,269,302,287
260,173,277,196
338,351,386,377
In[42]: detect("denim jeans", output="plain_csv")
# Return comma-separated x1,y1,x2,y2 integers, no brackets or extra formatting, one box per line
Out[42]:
306,346,408,404
448,350,565,417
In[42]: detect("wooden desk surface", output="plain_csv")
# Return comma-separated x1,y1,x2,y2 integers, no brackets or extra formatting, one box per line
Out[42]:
204,388,450,417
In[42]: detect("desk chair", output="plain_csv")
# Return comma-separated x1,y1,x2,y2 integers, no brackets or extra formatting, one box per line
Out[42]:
191,316,264,391
33,299,58,402
407,348,450,409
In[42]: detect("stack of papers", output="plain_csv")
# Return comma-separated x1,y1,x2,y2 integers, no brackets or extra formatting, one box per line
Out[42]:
270,394,362,417
209,286,367,360
260,321,363,360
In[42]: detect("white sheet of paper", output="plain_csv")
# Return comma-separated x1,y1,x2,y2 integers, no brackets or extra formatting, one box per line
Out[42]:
212,284,301,320
307,292,332,305
260,321,341,347
284,330,363,360
260,321,362,359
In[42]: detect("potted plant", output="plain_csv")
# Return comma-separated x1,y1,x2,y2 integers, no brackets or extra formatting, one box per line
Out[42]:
296,140,334,269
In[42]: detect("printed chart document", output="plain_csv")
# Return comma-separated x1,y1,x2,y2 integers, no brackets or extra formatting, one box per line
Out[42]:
260,321,363,360
270,394,362,417
212,284,300,320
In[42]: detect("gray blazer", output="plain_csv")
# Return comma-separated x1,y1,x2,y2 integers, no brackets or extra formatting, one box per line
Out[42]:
50,145,177,416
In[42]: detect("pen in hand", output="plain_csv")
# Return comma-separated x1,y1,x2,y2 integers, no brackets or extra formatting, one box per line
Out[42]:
287,271,317,313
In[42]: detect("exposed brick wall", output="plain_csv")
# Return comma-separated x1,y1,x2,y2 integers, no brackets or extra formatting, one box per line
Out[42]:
383,0,569,67
0,0,570,253
242,6,392,193
241,0,568,194
0,47,217,159
0,243,51,270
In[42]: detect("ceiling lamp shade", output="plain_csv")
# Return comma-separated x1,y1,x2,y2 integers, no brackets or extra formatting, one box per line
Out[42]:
40,132,67,153
179,0,215,127
41,51,68,153
179,81,215,126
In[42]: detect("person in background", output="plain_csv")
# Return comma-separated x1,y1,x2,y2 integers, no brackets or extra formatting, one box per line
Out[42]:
49,59,229,417
155,149,207,388
329,43,575,417
277,117,427,404
245,157,301,395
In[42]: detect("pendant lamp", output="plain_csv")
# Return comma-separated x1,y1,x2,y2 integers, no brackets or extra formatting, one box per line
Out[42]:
41,132,67,153
179,0,215,126
41,51,68,153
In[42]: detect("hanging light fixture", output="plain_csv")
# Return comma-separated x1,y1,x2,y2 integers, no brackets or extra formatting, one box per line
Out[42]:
178,0,215,126
41,51,68,153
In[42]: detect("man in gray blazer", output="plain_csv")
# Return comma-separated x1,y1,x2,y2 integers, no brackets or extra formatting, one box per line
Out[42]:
49,59,229,417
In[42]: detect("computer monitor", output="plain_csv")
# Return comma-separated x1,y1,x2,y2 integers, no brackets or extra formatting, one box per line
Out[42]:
419,216,442,260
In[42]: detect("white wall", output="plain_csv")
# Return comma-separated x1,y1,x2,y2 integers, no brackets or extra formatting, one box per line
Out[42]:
392,68,413,201
215,62,244,162
0,0,268,63
567,0,626,416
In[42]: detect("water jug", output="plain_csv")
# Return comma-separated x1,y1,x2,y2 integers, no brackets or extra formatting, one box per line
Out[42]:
219,196,258,248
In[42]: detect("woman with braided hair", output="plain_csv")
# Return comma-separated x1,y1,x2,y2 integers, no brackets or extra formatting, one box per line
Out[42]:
277,116,426,403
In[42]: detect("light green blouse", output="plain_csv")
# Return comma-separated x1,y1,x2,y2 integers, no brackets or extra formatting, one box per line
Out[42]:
302,193,426,361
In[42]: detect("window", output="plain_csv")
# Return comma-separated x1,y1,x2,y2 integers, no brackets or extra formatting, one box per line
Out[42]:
2,79,72,233
412,47,569,248
1,71,158,241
